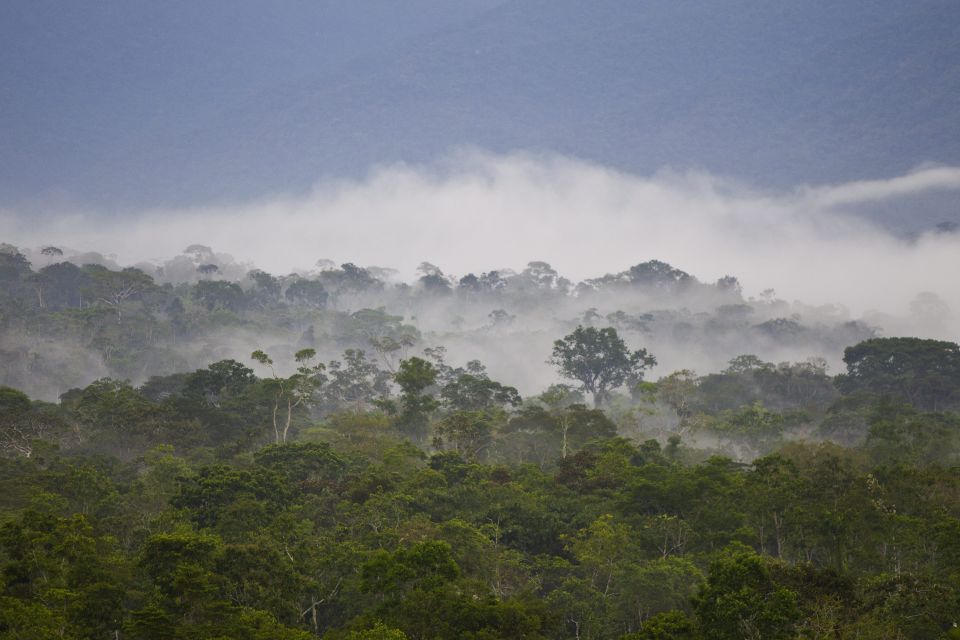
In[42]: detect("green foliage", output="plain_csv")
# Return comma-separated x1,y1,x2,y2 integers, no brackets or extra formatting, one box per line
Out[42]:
0,330,958,639
692,546,800,639
250,348,326,444
254,442,346,492
865,399,960,466
550,326,656,407
324,349,391,413
192,279,247,312
711,402,786,439
433,410,496,461
345,623,409,639
69,377,162,456
0,510,127,638
621,610,696,639
361,541,460,598
0,387,31,415
285,278,328,309
171,465,292,534
0,387,68,458
836,337,960,411
394,357,439,442
440,362,521,412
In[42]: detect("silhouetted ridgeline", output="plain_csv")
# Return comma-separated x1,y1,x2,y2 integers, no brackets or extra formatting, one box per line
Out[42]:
0,243,892,400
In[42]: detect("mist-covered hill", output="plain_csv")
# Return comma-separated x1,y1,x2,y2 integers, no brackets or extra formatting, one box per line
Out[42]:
2,0,958,211
6,240,952,403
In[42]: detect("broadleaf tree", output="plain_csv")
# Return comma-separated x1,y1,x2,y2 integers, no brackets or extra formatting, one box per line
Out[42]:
550,325,656,407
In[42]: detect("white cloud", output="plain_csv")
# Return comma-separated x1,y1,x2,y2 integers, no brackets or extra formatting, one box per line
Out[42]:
804,166,960,208
2,152,958,317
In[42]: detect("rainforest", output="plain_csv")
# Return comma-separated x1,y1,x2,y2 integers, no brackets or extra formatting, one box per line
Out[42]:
0,246,958,639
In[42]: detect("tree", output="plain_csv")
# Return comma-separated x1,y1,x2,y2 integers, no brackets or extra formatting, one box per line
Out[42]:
711,402,787,449
622,610,697,640
865,399,960,466
567,514,635,597
433,411,495,461
745,455,800,559
184,359,257,406
254,442,346,494
692,545,800,640
346,623,409,639
416,262,452,296
458,271,507,297
0,246,32,308
614,559,702,634
251,349,326,444
504,398,615,466
130,529,312,639
550,326,656,407
583,260,695,295
507,261,570,299
246,269,282,308
197,263,220,277
835,337,960,411
626,260,694,291
81,265,157,321
359,540,460,607
723,355,773,376
174,360,264,449
193,279,247,312
655,370,700,436
171,466,292,532
538,385,587,459
318,263,381,301
284,278,328,310
439,361,521,412
545,577,608,640
324,349,390,413
348,308,419,372
37,261,88,309
69,378,161,456
393,357,439,443
0,387,67,458
0,511,127,638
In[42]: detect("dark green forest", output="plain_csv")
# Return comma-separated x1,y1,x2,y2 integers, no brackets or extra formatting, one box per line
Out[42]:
1,244,959,639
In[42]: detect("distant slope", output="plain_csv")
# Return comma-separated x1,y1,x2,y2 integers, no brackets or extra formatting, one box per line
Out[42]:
1,0,958,208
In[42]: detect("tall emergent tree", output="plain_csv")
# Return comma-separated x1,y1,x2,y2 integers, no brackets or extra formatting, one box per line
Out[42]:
550,325,656,407
393,357,439,443
251,349,326,444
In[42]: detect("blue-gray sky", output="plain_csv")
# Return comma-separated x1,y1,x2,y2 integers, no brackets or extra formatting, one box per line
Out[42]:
2,1,959,326
2,0,958,211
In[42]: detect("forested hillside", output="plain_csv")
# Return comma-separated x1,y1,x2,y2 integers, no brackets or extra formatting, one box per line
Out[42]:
1,242,959,638
1,242,887,401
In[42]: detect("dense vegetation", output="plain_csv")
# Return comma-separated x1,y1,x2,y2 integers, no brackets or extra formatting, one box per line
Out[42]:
0,243,880,401
1,243,959,639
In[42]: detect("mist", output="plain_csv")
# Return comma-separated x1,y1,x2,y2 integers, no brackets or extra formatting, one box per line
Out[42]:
3,152,959,315
2,152,959,401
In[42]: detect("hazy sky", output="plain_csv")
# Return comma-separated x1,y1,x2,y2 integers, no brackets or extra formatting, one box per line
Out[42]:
2,1,957,205
3,152,959,319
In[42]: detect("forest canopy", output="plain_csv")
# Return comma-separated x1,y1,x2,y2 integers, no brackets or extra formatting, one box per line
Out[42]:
0,243,959,639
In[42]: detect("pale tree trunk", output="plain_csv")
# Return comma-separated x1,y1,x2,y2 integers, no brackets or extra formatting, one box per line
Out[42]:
283,397,293,444
773,511,785,560
282,396,303,444
272,397,281,444
560,416,570,459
